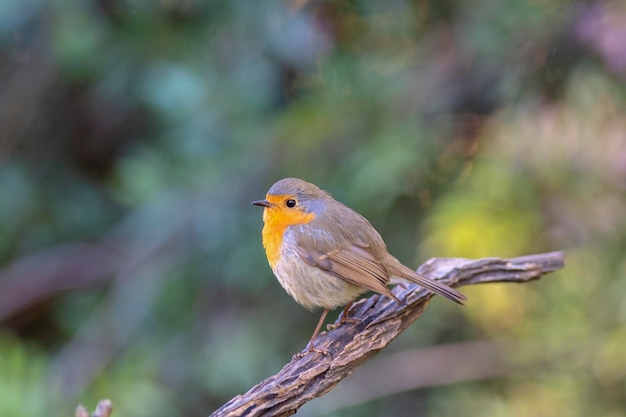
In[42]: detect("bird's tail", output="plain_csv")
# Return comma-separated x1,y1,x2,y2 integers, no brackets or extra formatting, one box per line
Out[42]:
391,268,467,305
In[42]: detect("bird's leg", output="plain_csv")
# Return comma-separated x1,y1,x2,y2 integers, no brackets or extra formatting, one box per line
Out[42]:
297,304,361,358
327,301,360,330
341,301,354,318
309,308,330,342
295,309,332,358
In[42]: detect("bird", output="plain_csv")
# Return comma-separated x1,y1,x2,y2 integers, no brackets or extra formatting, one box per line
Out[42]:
252,177,466,346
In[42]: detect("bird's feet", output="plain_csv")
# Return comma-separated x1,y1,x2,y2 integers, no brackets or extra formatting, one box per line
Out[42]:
292,340,332,360
327,302,361,331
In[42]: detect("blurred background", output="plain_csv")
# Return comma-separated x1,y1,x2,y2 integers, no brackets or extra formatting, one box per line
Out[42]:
0,0,625,416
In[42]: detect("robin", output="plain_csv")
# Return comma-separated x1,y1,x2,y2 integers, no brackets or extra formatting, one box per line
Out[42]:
252,177,466,345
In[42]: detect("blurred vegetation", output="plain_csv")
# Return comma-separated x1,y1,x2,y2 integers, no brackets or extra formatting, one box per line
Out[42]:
0,0,625,416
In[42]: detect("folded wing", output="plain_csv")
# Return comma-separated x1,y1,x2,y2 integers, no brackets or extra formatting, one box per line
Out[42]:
294,243,400,302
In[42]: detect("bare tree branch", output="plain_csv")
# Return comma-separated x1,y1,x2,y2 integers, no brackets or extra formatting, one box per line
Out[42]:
298,340,510,416
75,399,113,417
211,251,565,417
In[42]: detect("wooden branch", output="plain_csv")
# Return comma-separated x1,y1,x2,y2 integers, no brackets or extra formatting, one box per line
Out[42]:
76,399,113,417
211,251,565,417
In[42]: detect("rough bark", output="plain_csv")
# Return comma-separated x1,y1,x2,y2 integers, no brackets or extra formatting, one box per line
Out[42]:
211,251,565,417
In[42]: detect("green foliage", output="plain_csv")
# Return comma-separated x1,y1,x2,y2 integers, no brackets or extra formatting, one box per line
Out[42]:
0,332,60,417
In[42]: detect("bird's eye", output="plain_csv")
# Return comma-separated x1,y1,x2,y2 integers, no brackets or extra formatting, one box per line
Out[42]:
285,199,297,208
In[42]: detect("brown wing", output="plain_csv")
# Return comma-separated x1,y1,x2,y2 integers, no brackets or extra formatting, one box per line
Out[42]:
294,243,400,302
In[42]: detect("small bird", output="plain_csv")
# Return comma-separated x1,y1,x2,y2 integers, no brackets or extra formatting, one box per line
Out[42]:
252,178,466,345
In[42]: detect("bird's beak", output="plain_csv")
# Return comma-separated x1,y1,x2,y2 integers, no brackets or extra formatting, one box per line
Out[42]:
251,199,273,207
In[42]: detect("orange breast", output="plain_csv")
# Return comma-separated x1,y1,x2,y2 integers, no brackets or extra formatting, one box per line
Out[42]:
261,195,316,268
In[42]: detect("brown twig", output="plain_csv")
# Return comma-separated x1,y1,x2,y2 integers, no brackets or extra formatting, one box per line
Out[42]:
210,251,565,417
299,339,511,415
75,399,113,417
